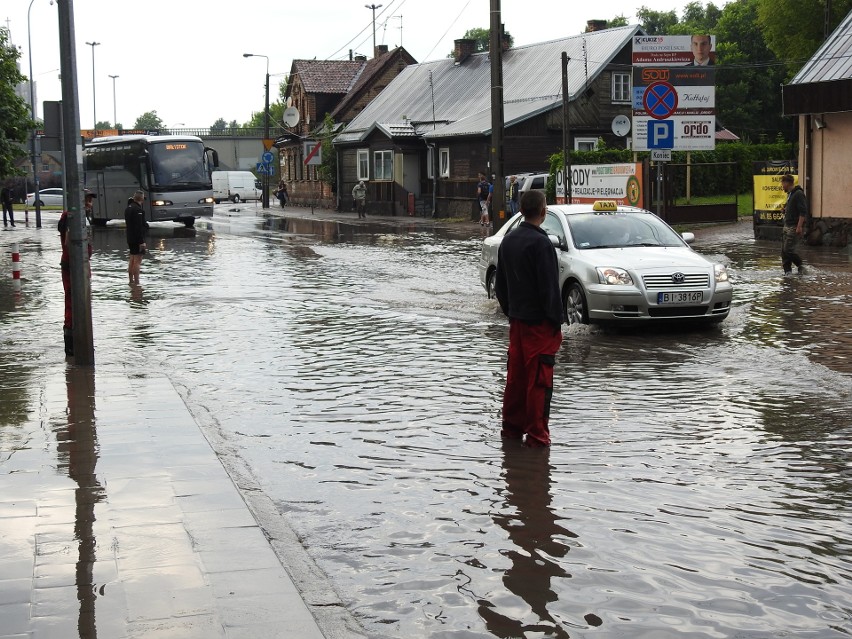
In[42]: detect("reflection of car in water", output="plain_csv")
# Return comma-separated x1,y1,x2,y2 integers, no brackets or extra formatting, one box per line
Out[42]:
84,134,219,228
479,200,733,325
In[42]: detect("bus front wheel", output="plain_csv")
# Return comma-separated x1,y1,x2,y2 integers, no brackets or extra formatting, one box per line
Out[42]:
232,194,241,203
90,218,108,227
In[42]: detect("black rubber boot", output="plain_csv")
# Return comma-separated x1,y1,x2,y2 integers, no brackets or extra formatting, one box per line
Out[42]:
63,327,74,357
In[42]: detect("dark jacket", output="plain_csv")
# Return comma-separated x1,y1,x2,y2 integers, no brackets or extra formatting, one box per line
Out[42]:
1,187,13,205
495,221,563,329
124,199,147,247
783,185,808,227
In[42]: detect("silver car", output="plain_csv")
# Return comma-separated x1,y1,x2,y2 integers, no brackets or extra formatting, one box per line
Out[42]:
479,201,733,325
26,188,65,207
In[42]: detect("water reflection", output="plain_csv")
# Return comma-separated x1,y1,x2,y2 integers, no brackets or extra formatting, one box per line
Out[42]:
55,367,103,638
480,443,576,638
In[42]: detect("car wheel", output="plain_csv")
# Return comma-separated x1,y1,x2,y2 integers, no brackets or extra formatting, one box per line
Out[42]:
90,218,108,227
486,269,496,299
564,281,589,325
232,194,241,203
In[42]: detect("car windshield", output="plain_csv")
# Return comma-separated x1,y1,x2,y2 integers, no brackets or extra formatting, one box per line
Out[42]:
567,211,685,249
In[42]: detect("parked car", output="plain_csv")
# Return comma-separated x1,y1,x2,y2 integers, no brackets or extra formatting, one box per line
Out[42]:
518,173,549,195
26,188,65,207
479,200,733,325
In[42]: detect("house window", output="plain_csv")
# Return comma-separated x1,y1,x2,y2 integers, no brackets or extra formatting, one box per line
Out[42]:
42,163,50,172
575,137,599,152
357,149,369,181
374,150,393,180
612,72,631,103
439,148,450,177
426,147,434,179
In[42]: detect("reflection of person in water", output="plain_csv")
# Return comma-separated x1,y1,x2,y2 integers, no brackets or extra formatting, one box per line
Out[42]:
55,367,103,635
478,443,580,638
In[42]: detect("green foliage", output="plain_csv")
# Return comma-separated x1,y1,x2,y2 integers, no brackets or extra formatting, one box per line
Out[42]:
636,6,679,34
757,0,852,78
133,110,164,130
607,16,630,28
210,118,228,133
95,120,113,129
0,29,33,178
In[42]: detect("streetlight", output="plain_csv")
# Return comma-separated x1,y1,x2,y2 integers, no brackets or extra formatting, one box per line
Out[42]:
108,74,118,127
365,4,383,58
85,41,100,128
243,53,270,209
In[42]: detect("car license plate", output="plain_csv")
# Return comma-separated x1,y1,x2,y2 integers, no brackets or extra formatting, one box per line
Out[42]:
657,291,703,304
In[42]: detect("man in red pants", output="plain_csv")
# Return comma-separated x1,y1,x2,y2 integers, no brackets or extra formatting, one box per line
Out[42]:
494,190,563,447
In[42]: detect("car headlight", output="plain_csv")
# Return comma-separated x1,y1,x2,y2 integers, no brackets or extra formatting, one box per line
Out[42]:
151,199,173,207
199,197,214,204
596,267,634,285
714,263,729,282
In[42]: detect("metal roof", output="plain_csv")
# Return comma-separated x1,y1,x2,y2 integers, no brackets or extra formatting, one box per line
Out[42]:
335,25,641,144
790,9,852,85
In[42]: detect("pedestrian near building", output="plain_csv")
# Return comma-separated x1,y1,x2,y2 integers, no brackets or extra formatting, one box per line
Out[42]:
125,190,148,285
352,180,367,218
494,190,563,448
507,175,520,216
276,181,289,208
476,173,492,227
1,183,15,228
780,174,807,275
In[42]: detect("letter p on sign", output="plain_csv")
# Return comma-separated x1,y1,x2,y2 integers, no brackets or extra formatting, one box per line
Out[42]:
648,120,674,149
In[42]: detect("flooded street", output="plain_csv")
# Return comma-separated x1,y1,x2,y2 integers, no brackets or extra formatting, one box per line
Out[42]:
2,208,851,638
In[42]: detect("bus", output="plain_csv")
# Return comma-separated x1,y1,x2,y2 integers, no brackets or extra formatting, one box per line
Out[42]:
84,134,219,227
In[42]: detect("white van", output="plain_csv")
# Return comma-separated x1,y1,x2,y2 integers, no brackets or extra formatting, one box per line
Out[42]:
212,171,262,203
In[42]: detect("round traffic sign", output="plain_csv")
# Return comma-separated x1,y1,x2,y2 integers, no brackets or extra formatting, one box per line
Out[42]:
262,151,274,164
643,82,678,120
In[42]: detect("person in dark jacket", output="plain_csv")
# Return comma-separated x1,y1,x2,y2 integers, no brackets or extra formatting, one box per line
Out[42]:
494,190,563,447
780,174,807,275
1,183,15,227
124,190,147,284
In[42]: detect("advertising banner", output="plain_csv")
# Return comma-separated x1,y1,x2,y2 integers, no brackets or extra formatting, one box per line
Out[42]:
753,162,797,225
556,163,644,208
632,35,716,66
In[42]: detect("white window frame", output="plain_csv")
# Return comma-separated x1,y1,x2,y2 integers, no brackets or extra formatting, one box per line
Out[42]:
439,148,450,178
575,137,599,152
357,149,369,181
426,147,434,179
611,72,631,103
374,150,393,181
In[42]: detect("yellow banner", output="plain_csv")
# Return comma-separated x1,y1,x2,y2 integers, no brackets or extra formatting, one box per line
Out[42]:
753,174,796,211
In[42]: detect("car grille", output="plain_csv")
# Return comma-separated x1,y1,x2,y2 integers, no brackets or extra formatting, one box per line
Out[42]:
643,273,710,289
648,306,709,317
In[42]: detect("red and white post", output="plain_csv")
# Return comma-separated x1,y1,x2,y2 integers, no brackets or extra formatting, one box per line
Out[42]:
11,242,21,291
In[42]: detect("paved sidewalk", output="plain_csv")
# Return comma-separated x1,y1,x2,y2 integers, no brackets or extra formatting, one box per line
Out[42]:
0,364,341,638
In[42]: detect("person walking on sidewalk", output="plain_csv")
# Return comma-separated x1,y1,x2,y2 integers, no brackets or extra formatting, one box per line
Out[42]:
780,174,807,275
1,183,15,228
125,190,148,285
352,180,367,218
494,190,563,448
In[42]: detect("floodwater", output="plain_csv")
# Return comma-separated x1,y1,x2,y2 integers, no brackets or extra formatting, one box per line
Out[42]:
2,209,851,638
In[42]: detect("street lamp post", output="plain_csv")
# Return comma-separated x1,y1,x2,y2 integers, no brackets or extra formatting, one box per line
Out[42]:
26,0,44,227
108,74,118,127
85,41,100,128
365,4,383,58
243,53,270,209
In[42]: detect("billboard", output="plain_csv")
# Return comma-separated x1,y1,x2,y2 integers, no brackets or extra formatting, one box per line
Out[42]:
556,163,644,208
632,35,716,67
753,162,797,225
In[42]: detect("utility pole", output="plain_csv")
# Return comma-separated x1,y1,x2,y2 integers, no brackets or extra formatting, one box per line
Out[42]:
365,4,383,57
85,41,100,128
243,53,270,209
489,0,505,232
26,0,43,228
61,1,95,365
562,53,572,204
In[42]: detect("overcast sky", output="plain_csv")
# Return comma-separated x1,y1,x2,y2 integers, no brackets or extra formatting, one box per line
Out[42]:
5,0,726,129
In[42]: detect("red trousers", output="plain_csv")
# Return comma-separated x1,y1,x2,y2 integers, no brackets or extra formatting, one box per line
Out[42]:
501,320,562,446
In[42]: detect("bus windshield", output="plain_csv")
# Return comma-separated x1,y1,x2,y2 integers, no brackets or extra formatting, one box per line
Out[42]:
148,140,210,189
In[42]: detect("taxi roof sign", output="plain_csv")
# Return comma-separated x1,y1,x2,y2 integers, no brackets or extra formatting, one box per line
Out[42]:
592,200,619,211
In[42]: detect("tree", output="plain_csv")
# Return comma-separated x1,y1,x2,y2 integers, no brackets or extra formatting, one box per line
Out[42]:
606,16,630,28
757,0,852,77
95,120,113,129
133,110,164,130
210,117,228,133
447,27,515,56
0,29,33,179
316,113,337,192
635,6,679,34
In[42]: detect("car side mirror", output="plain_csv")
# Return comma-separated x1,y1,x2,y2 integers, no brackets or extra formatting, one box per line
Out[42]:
681,232,695,244
548,234,562,249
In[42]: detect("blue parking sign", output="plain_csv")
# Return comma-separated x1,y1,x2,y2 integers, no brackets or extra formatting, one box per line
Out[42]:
647,120,674,149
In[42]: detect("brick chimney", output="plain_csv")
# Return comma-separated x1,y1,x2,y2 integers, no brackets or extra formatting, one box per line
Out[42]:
375,44,389,57
454,38,476,64
586,19,608,32
501,30,511,52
